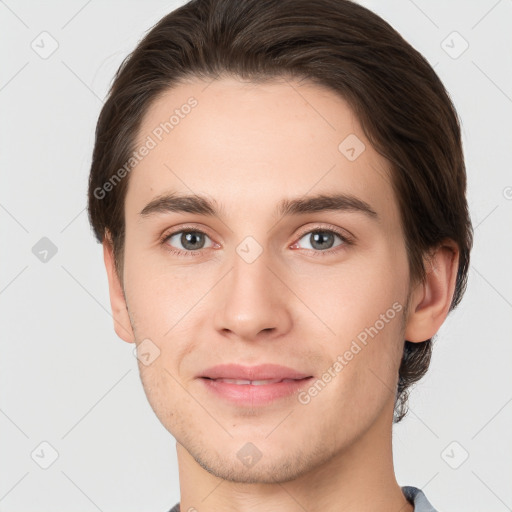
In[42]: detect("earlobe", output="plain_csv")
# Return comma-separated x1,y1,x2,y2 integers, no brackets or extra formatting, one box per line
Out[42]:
404,240,460,343
102,234,135,344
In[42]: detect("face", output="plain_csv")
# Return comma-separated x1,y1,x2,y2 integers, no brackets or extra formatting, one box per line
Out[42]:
118,76,412,483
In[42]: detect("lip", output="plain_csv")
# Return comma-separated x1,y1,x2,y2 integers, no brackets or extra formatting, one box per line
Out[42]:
198,364,313,406
198,363,311,381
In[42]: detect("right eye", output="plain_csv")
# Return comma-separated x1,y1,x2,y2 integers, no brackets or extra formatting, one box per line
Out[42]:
162,229,216,256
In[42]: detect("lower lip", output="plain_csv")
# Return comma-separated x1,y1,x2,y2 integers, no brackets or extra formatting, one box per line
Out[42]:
199,377,313,406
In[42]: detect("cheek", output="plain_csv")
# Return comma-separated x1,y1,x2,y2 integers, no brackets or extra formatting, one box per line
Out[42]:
291,249,406,339
137,358,189,433
293,245,407,397
319,311,404,427
123,244,202,337
123,250,215,387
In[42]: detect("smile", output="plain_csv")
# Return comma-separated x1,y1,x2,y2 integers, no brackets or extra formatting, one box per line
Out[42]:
209,378,300,385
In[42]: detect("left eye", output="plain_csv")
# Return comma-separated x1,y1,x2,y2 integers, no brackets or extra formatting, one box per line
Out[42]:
294,230,346,251
165,230,214,251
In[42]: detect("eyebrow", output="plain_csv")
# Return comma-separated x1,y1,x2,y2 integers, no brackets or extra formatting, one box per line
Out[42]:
139,192,379,222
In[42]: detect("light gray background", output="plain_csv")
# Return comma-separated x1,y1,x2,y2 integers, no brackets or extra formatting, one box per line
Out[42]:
1,0,511,511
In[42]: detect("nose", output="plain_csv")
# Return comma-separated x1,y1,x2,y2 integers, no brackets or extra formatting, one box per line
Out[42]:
213,246,293,342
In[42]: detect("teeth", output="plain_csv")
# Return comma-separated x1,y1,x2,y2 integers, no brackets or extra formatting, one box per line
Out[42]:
251,379,282,386
215,378,290,385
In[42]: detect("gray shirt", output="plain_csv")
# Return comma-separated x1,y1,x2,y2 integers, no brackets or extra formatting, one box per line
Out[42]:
167,485,438,511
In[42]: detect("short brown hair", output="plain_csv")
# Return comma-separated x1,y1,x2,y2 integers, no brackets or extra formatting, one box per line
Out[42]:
87,0,473,422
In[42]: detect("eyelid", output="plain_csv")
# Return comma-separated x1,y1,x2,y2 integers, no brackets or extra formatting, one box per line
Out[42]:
293,223,355,244
160,223,216,242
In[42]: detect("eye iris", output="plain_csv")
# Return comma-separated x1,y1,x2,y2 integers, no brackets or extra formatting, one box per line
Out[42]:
181,232,205,250
310,231,335,250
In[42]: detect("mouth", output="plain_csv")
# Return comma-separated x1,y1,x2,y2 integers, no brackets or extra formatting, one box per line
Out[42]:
198,363,312,381
202,377,305,385
197,365,313,406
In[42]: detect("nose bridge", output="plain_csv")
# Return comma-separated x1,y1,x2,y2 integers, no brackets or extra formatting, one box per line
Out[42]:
213,238,291,339
232,243,273,300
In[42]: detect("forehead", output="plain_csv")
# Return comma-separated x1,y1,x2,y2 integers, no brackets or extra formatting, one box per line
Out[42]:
126,76,398,228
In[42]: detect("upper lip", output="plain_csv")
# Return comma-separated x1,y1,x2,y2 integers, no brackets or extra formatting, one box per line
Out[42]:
199,364,312,381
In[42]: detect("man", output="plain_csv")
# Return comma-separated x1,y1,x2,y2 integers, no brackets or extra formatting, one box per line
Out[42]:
87,1,473,510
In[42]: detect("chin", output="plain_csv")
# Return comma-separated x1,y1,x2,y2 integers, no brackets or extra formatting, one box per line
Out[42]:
188,440,329,485
198,458,307,484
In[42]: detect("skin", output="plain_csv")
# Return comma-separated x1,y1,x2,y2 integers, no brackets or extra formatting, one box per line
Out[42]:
103,76,459,512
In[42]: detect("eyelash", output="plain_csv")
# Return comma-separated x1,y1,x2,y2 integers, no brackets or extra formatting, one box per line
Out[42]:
159,224,354,258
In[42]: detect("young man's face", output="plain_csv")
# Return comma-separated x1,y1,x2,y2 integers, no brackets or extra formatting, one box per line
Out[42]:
109,76,416,482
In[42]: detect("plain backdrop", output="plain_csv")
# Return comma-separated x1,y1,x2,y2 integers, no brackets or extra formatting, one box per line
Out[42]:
1,1,511,511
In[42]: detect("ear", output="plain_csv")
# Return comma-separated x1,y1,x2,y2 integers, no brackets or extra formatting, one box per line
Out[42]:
102,233,135,344
404,240,460,343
